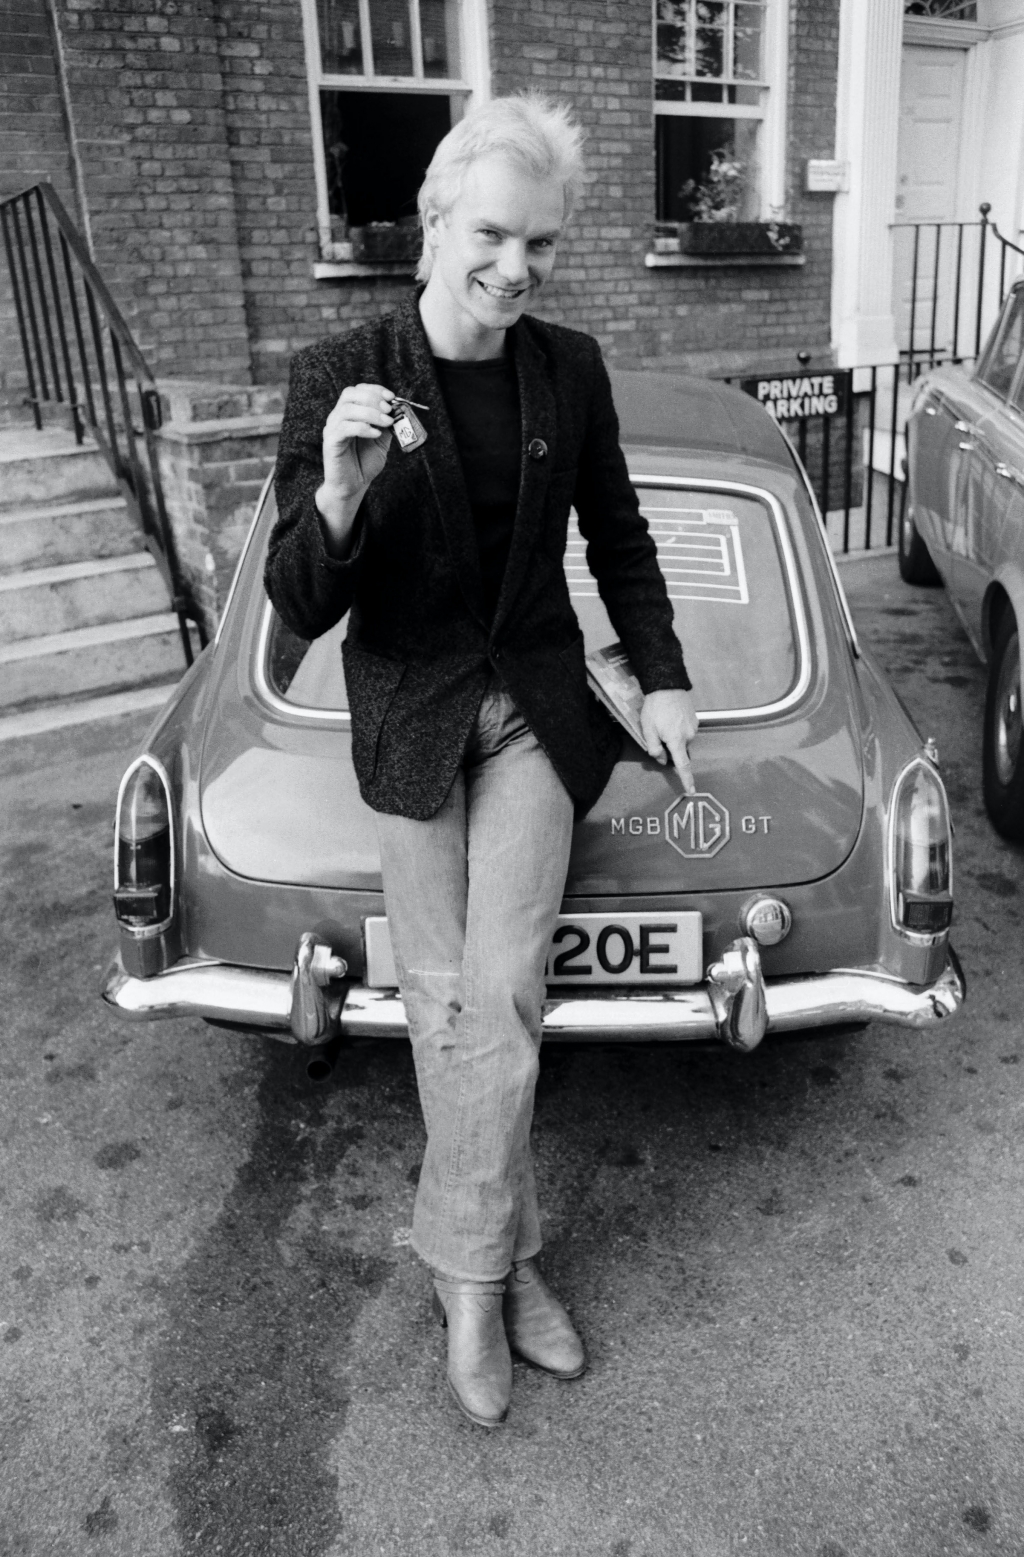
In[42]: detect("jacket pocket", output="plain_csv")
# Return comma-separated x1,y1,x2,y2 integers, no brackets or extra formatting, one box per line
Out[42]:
341,638,407,783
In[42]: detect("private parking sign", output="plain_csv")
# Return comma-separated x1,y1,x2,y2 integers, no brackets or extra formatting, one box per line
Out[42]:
664,792,731,859
740,369,851,422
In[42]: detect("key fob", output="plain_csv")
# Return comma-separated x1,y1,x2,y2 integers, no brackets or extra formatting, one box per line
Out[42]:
391,399,428,454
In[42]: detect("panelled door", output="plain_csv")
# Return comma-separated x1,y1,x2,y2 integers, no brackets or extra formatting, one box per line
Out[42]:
894,41,970,356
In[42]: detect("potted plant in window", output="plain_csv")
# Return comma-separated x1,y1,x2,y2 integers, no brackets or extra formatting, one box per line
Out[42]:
670,151,803,257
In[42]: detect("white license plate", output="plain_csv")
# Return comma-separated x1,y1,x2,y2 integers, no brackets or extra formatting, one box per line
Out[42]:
545,912,702,985
363,912,702,989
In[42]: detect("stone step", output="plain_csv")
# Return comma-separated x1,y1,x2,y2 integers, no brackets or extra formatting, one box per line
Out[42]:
0,495,138,571
0,612,185,711
0,427,119,511
0,553,170,645
0,682,177,745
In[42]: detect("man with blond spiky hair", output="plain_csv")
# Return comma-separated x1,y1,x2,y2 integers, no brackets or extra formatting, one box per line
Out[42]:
266,93,698,1428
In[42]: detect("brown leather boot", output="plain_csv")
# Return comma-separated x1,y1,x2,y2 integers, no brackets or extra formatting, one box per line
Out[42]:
503,1259,586,1379
432,1275,512,1427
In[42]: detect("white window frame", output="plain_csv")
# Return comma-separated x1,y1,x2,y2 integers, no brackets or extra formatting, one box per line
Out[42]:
300,0,491,261
653,0,789,222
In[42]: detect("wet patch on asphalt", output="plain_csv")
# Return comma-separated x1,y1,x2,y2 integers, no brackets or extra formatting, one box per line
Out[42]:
33,1185,89,1224
94,1140,142,1170
972,871,1019,898
149,1043,394,1556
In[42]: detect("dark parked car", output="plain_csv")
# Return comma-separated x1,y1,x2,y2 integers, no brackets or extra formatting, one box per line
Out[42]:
103,373,964,1059
904,277,1024,839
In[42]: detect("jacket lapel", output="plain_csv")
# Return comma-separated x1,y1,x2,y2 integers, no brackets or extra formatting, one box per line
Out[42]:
386,296,486,626
490,318,557,638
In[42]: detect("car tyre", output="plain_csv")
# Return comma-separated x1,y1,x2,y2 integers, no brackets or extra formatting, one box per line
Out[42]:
983,608,1024,841
898,504,942,585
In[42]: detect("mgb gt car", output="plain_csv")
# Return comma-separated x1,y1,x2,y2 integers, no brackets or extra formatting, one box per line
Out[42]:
102,373,964,1056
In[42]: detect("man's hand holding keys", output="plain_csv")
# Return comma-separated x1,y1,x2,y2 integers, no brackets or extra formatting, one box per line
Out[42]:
316,383,395,558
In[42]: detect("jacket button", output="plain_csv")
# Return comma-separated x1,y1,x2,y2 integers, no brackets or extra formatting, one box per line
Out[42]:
528,438,548,461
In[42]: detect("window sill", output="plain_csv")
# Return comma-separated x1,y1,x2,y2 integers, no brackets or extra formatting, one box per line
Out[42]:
644,251,806,269
313,260,418,281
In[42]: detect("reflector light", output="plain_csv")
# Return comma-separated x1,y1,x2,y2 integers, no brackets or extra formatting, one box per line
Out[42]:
114,758,174,932
890,759,952,940
740,895,792,946
902,898,953,933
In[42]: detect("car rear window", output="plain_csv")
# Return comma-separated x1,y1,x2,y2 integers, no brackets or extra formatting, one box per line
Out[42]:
570,483,801,716
262,481,803,720
264,609,349,711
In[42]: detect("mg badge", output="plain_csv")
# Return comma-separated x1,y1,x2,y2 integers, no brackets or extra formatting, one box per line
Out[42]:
664,792,730,859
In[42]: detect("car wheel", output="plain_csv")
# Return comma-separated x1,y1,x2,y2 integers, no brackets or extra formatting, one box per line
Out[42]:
898,504,941,585
983,609,1024,841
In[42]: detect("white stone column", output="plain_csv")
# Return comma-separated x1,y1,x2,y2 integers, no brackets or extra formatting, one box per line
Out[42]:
831,0,904,366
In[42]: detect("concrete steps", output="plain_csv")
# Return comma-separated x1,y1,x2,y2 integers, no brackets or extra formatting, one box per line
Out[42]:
0,426,184,726
0,496,142,570
0,427,116,508
0,553,174,644
0,612,183,707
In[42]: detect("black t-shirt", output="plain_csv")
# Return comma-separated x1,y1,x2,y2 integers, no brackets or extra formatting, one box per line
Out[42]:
433,353,521,620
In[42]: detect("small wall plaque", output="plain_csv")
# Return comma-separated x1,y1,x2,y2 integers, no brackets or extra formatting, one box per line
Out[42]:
805,160,850,194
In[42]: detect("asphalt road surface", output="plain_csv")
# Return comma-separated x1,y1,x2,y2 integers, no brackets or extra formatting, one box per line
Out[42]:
2,554,1023,1557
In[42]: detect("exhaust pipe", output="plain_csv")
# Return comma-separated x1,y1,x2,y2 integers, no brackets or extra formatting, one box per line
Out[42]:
303,1035,344,1083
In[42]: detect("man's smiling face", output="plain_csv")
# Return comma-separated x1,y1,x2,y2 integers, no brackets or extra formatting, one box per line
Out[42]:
423,154,565,349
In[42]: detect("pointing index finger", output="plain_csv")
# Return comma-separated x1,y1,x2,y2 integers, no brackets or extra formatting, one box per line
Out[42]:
667,736,696,794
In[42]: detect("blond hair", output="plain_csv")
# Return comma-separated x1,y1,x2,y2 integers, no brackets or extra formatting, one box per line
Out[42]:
416,93,585,282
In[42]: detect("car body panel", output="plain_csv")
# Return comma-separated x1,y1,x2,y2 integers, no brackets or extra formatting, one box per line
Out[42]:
200,448,866,896
135,617,940,993
908,279,1024,661
974,393,1024,653
105,368,962,1043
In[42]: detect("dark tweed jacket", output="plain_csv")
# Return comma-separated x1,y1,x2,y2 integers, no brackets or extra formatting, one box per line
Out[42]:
264,292,690,820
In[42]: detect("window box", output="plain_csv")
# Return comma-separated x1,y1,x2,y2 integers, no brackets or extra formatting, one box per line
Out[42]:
350,223,423,264
679,220,802,256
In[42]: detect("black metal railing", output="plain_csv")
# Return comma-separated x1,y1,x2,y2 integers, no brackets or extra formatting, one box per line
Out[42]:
729,206,1024,557
894,203,1024,370
0,182,203,664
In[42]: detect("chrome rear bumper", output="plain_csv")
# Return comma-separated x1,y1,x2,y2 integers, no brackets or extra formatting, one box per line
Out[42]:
101,948,965,1045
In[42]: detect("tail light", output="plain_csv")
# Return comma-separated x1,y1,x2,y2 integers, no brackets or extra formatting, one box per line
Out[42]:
114,757,174,934
889,757,953,940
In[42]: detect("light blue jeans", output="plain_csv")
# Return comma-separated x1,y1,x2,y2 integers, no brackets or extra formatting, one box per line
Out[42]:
374,680,575,1282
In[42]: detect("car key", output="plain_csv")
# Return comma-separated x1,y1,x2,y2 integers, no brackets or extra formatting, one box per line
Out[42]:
390,398,429,454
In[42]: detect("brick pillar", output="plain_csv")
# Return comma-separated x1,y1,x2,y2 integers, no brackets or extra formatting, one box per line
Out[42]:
154,379,282,641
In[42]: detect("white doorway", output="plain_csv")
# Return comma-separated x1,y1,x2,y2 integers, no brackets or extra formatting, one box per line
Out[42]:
894,41,974,356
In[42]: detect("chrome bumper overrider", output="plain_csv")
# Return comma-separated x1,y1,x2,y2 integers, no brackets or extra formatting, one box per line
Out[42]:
102,945,965,1046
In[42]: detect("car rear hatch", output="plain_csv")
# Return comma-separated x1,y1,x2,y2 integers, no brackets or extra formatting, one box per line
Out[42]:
199,471,864,897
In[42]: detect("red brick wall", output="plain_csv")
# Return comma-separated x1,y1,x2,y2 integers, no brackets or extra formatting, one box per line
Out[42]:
0,0,80,423
213,0,410,387
55,0,252,381
211,0,841,381
488,0,840,374
784,0,841,366
2,0,842,420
